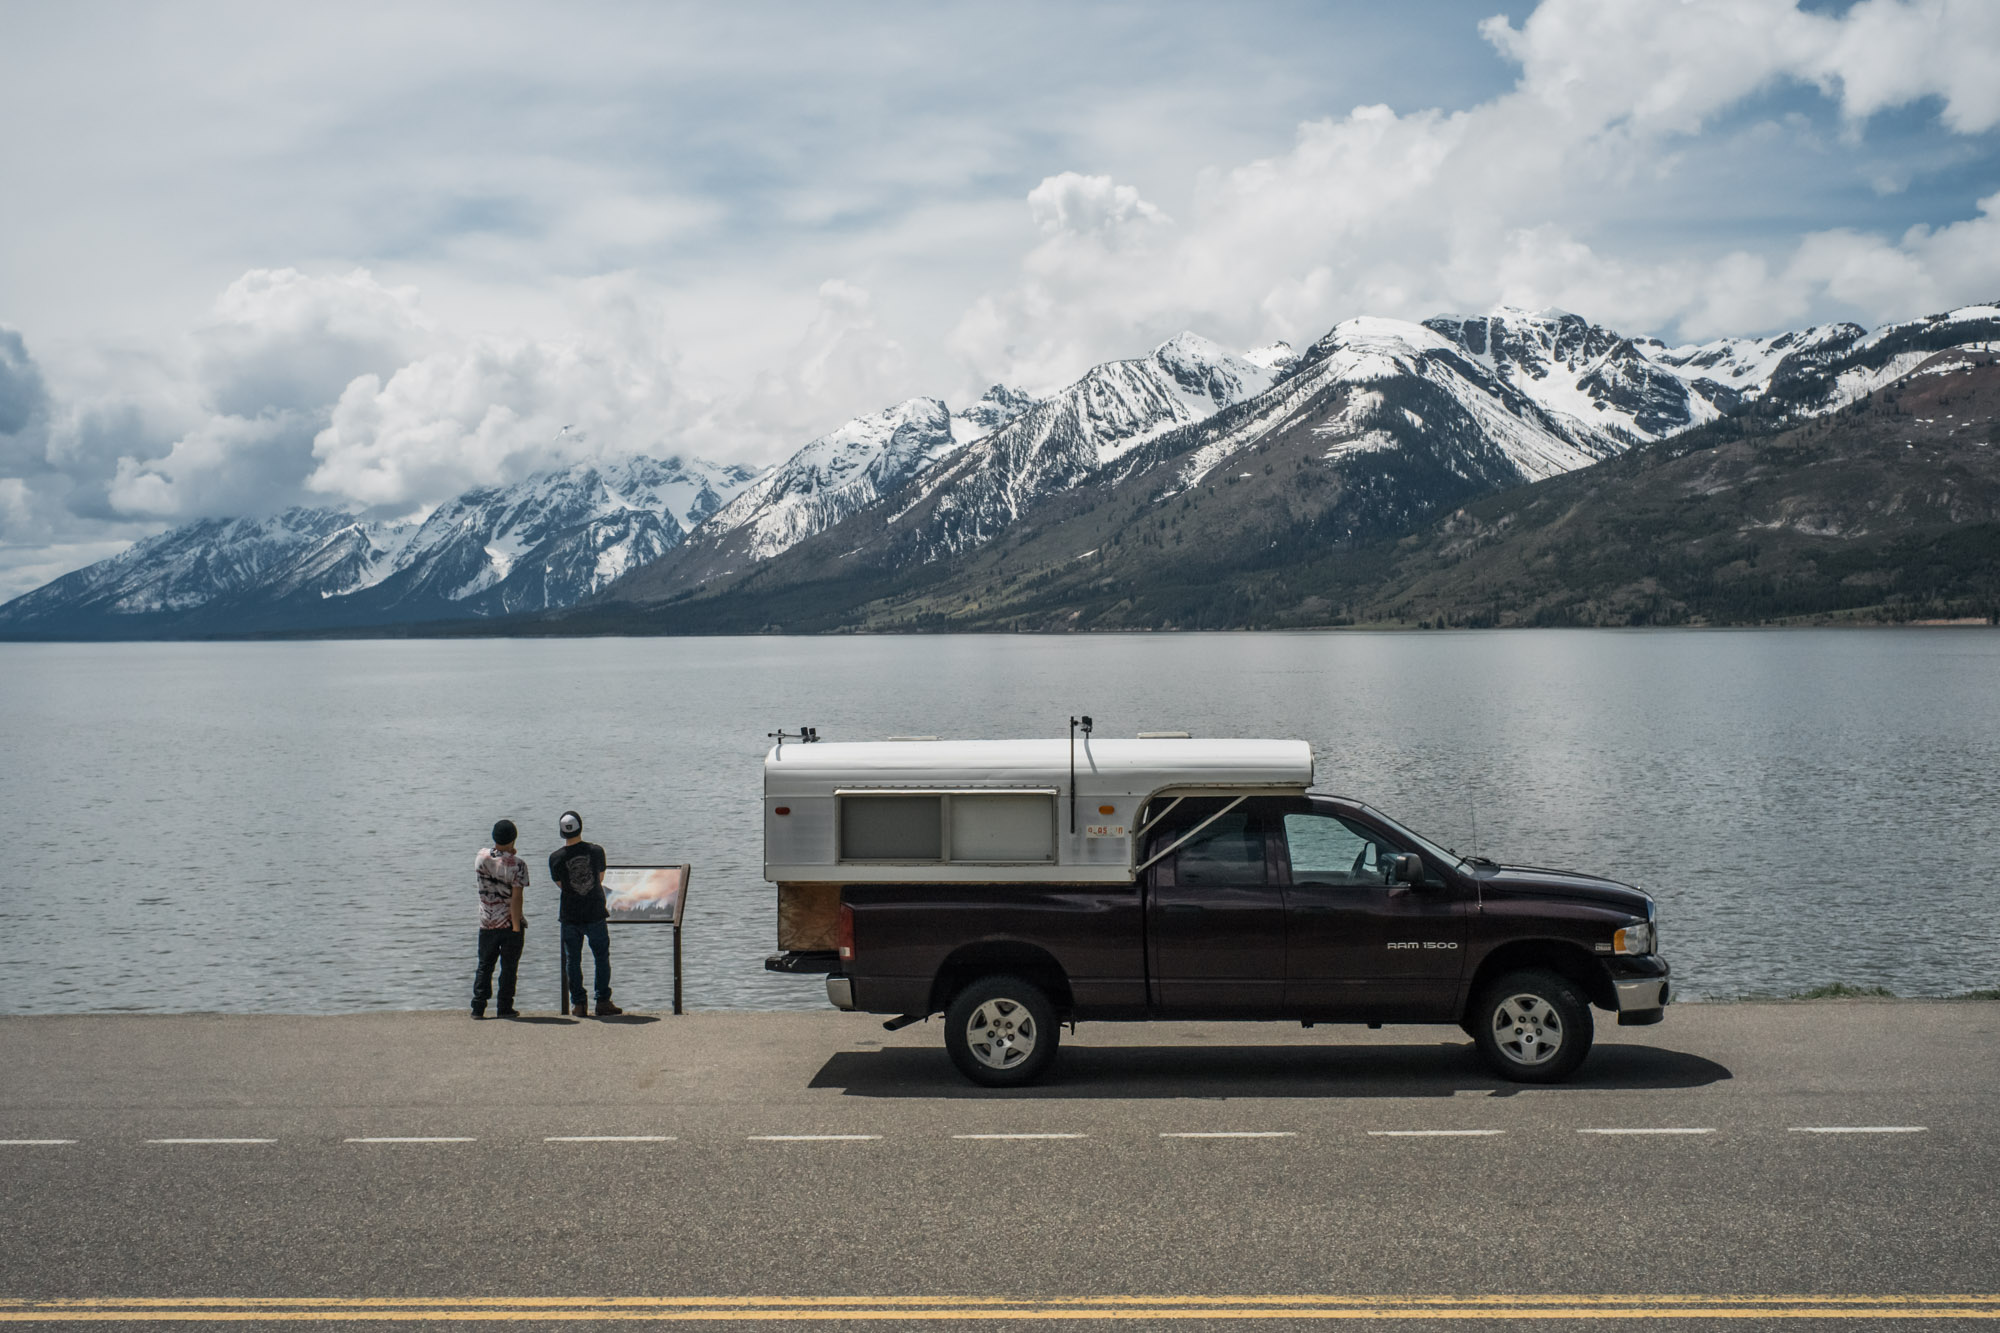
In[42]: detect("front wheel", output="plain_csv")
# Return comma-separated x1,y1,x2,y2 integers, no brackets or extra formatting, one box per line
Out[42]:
1471,969,1593,1083
944,975,1060,1087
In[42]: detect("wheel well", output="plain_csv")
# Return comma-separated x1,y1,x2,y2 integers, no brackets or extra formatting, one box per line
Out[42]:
929,942,1074,1017
1465,940,1614,1016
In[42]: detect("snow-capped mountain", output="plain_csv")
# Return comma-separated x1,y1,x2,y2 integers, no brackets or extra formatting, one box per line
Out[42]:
9,299,1998,640
358,455,756,618
950,384,1039,446
874,332,1280,562
0,508,409,627
653,395,990,590
598,300,2000,627
0,455,756,635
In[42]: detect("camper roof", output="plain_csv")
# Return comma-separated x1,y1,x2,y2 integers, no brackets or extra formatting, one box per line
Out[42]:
763,737,1314,793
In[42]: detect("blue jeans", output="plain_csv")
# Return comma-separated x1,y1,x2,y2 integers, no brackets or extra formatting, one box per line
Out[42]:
561,920,611,1005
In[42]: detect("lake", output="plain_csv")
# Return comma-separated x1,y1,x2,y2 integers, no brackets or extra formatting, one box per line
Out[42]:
2,629,1996,1014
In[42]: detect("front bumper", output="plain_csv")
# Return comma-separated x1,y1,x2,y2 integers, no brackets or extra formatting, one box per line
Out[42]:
1614,975,1671,1012
1610,955,1671,1024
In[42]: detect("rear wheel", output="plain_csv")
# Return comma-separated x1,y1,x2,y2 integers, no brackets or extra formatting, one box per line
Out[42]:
944,975,1060,1087
1471,968,1593,1083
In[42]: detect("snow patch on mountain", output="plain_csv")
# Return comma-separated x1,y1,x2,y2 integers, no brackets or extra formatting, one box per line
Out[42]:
885,333,1278,560
697,398,964,562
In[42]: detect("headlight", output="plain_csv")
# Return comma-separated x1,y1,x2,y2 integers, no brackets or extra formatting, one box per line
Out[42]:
1613,922,1654,956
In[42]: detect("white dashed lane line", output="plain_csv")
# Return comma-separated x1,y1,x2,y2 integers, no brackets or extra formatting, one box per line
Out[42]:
343,1137,477,1144
1789,1126,1928,1134
1369,1129,1506,1137
145,1138,276,1145
952,1133,1087,1140
1160,1132,1298,1139
1578,1127,1715,1135
747,1135,882,1142
544,1135,677,1142
0,1139,75,1146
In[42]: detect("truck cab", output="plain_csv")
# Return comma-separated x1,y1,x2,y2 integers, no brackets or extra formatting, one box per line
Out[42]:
764,736,1669,1086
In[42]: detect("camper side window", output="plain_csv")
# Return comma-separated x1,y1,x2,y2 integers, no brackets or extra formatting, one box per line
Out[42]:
841,795,942,861
837,792,1057,864
950,794,1055,863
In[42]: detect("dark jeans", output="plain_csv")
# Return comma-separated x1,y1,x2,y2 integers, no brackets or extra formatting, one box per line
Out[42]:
561,919,612,1005
473,926,525,1012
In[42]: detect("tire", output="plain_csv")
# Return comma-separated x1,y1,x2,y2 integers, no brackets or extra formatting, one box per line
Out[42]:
943,975,1060,1088
1471,968,1594,1084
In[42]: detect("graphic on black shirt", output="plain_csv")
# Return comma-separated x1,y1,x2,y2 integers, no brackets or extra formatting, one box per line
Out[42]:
549,841,609,924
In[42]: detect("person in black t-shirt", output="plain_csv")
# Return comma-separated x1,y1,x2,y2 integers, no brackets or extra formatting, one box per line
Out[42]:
550,810,622,1017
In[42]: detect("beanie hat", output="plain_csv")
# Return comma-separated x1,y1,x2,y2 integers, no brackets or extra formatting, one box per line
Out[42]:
491,818,518,846
559,810,582,837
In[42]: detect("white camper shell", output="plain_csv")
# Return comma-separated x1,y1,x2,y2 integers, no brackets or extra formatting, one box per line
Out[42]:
763,736,1315,886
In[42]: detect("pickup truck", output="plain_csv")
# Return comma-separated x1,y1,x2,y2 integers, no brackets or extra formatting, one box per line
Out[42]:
762,735,1670,1087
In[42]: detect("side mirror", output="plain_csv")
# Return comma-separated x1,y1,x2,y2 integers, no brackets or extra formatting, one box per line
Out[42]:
1389,853,1425,886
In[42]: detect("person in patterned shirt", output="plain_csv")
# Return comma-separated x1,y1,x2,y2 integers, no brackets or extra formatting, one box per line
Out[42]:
472,818,529,1019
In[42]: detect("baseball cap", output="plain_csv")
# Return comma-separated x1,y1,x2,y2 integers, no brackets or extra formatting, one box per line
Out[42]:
558,810,583,837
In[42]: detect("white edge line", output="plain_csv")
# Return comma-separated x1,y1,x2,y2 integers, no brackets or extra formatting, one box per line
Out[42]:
1160,1132,1298,1138
1577,1128,1715,1135
747,1135,882,1141
344,1137,477,1143
1788,1126,1928,1133
951,1133,1088,1140
0,1139,77,1145
544,1135,677,1142
1368,1129,1507,1137
145,1138,277,1144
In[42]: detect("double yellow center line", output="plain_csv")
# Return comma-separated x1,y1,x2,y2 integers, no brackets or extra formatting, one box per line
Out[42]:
2,1296,1998,1322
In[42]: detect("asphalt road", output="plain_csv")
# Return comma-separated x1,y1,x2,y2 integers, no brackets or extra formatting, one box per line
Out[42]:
1,1003,1996,1330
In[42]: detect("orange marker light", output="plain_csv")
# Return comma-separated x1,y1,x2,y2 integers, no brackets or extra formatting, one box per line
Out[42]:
1098,805,1116,816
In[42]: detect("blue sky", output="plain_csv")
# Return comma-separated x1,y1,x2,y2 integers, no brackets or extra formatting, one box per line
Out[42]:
2,0,1998,598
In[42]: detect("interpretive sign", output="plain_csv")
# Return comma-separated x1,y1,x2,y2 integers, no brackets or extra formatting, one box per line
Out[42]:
556,864,692,1015
605,864,690,925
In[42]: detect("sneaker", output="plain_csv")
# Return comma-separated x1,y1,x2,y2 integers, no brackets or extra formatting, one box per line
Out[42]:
495,1007,520,1019
471,1007,486,1019
595,1000,624,1017
570,1001,589,1018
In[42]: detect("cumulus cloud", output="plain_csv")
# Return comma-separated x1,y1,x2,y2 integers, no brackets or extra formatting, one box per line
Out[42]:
953,0,2000,385
307,326,689,509
91,268,433,520
0,328,48,442
195,268,429,419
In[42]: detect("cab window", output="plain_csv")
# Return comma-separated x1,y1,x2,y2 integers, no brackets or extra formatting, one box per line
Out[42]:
1282,812,1403,887
1174,810,1267,887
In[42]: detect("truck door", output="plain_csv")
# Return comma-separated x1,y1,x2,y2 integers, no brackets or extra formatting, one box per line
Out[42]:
1277,802,1465,1020
1145,800,1286,1015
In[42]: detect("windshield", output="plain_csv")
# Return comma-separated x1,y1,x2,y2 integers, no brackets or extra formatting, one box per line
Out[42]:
1355,803,1468,868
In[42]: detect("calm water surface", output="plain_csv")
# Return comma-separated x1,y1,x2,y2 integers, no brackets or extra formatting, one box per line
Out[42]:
2,630,1997,1013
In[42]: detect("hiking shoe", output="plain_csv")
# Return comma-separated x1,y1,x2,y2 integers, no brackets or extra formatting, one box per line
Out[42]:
495,1007,520,1019
570,1001,590,1018
595,1000,624,1017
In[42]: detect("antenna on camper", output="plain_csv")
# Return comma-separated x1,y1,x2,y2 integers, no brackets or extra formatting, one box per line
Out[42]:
1069,715,1093,834
768,726,818,754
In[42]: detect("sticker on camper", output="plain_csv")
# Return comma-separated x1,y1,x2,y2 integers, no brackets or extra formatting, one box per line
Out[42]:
1084,824,1127,837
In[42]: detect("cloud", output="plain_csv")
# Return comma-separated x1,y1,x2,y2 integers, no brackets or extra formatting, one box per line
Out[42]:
195,268,429,418
92,268,434,519
306,275,707,509
0,328,48,441
952,0,2000,386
